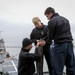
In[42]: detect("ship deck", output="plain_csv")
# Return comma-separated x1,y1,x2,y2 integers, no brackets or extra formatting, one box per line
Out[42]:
0,54,66,75
0,52,18,75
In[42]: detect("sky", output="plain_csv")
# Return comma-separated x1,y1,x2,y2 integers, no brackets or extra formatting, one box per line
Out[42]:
0,0,75,65
0,0,75,24
0,1,75,71
0,0,75,46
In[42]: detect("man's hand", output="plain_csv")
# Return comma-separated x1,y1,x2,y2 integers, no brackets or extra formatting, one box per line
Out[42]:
37,40,46,46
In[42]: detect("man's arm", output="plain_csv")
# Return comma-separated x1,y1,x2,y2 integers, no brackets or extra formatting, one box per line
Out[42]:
30,30,37,45
21,49,41,62
48,21,56,40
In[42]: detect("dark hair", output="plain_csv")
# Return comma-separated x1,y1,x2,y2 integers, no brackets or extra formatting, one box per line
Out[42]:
44,7,55,15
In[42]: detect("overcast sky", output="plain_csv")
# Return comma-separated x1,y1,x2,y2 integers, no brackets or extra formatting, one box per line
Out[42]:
0,0,75,46
0,0,75,58
0,0,75,24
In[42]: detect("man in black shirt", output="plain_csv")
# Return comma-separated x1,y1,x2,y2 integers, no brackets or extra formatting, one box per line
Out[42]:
18,38,41,75
44,7,75,75
30,17,52,75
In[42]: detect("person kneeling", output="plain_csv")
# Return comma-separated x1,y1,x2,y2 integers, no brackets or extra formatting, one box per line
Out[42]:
18,38,41,75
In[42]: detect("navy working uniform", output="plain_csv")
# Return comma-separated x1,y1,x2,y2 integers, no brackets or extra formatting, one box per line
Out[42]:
47,13,75,75
18,38,41,75
18,48,41,75
30,24,52,75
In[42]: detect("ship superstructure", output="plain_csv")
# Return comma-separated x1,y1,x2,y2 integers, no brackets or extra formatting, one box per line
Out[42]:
0,32,18,75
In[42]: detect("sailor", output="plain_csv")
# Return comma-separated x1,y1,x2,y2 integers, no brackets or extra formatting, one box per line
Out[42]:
18,38,41,75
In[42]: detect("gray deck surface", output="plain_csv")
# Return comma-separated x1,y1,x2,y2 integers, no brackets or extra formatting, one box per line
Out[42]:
0,53,18,75
0,53,67,75
0,58,67,75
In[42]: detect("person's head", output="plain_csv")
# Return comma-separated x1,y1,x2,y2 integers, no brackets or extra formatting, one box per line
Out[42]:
22,38,32,50
32,17,42,28
44,7,55,20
